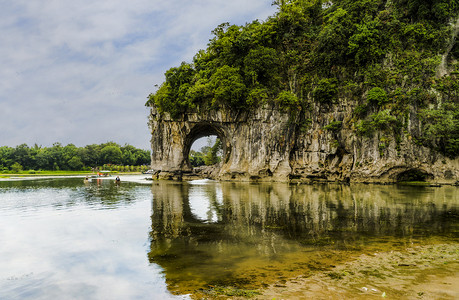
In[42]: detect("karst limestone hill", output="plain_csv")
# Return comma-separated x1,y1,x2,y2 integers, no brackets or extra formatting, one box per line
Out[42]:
147,0,459,184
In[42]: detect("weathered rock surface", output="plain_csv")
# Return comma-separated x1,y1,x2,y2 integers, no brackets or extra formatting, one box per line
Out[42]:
148,103,459,184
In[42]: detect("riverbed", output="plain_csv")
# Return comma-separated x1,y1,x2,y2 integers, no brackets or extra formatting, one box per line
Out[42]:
0,177,457,299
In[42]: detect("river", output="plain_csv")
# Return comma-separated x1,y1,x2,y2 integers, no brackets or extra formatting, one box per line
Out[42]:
0,177,457,299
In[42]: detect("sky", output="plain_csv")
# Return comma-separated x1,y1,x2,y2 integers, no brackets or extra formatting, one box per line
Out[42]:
0,0,276,150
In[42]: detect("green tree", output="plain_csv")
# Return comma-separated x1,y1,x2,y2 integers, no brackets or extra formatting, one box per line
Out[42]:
348,17,386,66
134,149,151,165
83,144,101,167
367,87,388,106
312,78,338,104
209,65,247,108
0,146,14,170
48,143,65,170
13,144,34,170
275,90,300,108
122,150,136,165
36,148,52,170
204,138,222,166
100,145,123,165
189,150,205,167
421,103,459,158
243,46,280,87
68,156,84,171
61,144,79,170
11,162,23,173
148,62,196,118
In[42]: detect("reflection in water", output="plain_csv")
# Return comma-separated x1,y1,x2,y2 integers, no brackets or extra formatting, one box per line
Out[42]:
0,178,179,300
148,181,458,295
0,178,136,212
2,178,456,298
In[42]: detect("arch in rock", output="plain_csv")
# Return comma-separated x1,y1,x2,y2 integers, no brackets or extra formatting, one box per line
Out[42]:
395,168,434,182
149,106,294,181
149,105,458,183
181,122,231,171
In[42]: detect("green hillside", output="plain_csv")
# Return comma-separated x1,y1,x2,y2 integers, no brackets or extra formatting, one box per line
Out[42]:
147,0,459,157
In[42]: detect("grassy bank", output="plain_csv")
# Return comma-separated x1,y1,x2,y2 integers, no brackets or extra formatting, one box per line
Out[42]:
0,170,142,178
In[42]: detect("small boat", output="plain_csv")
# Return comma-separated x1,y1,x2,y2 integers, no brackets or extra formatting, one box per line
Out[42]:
91,170,112,178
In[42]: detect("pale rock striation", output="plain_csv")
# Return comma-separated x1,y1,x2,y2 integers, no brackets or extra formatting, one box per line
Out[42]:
148,102,459,184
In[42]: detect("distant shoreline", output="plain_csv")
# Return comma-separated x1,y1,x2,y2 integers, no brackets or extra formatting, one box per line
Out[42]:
0,171,142,177
0,172,147,183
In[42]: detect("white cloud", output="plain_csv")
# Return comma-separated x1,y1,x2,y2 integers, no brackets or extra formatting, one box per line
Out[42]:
0,0,276,149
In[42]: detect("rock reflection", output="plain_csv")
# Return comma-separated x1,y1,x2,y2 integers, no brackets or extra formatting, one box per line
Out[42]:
148,181,458,295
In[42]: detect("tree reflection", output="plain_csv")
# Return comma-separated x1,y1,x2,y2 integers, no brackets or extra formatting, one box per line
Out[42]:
148,181,458,295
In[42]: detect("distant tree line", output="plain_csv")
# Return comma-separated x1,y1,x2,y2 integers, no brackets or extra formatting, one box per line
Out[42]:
0,142,151,172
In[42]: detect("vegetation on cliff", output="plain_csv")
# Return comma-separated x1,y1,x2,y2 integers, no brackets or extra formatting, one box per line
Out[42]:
147,0,459,158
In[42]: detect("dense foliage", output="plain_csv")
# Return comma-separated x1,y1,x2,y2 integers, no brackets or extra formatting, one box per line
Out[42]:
189,138,223,167
0,142,151,172
148,0,459,157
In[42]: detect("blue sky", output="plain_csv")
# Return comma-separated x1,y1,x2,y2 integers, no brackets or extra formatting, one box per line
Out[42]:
0,0,276,150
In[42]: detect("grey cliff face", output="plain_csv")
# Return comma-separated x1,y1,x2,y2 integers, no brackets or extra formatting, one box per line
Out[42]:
149,104,459,184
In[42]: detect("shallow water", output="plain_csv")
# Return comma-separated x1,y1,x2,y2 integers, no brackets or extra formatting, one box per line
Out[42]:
0,178,458,299
0,178,182,300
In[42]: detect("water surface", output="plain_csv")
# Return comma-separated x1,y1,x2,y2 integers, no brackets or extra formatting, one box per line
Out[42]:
0,178,457,298
0,178,181,300
149,181,458,296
